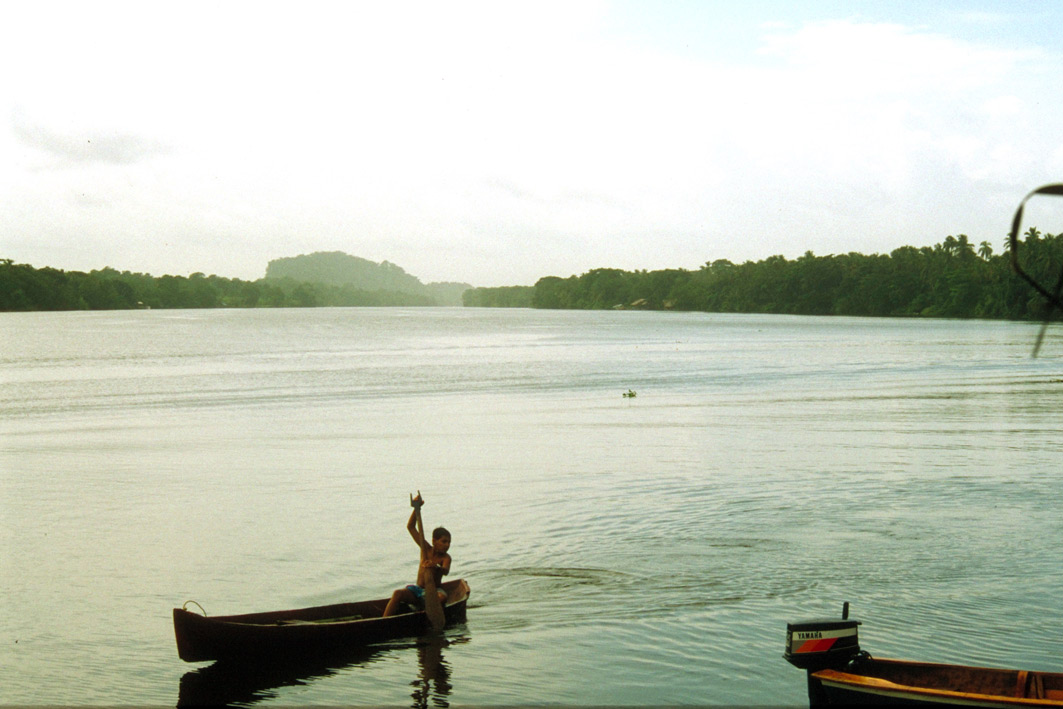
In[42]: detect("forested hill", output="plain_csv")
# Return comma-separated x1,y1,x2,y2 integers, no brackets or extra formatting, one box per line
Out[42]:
464,230,1063,321
0,252,470,311
266,252,471,306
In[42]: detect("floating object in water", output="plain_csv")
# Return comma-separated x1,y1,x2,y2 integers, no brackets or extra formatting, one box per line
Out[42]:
623,389,637,398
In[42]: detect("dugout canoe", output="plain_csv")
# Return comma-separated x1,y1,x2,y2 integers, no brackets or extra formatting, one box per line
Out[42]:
808,658,1063,707
784,604,1063,707
174,578,470,663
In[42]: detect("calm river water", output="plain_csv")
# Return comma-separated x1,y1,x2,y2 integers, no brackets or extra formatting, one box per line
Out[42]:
2,307,1063,706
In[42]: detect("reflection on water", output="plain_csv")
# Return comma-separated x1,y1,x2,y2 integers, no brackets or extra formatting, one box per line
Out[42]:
411,635,463,709
177,645,383,707
178,634,463,708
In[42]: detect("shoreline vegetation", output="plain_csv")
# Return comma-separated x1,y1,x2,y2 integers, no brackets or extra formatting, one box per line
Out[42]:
3,230,1060,320
466,230,1061,320
0,251,470,311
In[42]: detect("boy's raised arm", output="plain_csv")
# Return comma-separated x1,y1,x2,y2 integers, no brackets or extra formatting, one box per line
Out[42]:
406,495,431,554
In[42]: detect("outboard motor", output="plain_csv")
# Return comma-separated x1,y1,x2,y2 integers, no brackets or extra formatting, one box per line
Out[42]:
784,602,861,671
784,603,862,707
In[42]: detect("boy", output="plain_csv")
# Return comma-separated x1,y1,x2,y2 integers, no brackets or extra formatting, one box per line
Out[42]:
382,493,451,617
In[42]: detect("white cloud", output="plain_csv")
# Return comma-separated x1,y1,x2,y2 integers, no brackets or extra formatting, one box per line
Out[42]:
2,4,1062,285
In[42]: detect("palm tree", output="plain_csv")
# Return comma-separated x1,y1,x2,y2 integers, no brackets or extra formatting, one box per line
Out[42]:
955,234,975,260
943,235,958,256
978,241,993,260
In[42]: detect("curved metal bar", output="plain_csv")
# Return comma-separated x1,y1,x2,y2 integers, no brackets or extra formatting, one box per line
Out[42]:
1010,184,1063,306
1009,184,1063,356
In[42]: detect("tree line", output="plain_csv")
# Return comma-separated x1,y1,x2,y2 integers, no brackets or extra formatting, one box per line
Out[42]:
5,229,1061,318
0,262,438,311
465,230,1063,320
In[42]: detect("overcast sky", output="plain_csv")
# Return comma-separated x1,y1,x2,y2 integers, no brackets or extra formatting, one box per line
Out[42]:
3,1,1063,287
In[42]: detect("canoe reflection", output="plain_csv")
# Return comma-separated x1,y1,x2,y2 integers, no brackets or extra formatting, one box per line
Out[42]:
177,634,465,707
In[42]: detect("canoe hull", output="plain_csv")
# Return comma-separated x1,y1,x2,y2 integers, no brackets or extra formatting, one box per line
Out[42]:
174,579,470,663
807,657,1063,707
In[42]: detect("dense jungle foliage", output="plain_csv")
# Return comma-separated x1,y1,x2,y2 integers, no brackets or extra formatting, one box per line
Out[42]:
465,230,1063,320
461,285,536,308
0,263,439,311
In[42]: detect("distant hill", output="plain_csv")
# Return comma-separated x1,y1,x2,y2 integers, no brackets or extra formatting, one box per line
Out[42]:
265,252,471,306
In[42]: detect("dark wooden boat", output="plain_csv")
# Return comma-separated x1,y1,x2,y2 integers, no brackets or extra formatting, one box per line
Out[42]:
784,605,1063,707
174,578,470,663
811,658,1063,707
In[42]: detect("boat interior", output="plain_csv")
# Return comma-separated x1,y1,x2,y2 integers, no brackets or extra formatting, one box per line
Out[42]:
203,579,469,625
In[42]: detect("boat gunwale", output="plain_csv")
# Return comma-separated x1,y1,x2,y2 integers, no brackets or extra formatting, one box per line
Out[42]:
177,606,430,629
177,579,469,626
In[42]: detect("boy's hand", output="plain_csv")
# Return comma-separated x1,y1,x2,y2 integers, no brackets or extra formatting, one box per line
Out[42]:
410,492,424,509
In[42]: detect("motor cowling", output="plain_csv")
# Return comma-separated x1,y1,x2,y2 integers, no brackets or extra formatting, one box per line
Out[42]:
784,614,861,672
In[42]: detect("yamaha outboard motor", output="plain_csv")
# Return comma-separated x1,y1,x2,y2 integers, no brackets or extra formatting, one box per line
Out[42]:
784,602,862,706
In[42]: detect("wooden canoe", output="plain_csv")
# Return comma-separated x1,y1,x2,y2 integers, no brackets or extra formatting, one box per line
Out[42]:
784,608,1063,707
173,578,470,663
810,656,1063,707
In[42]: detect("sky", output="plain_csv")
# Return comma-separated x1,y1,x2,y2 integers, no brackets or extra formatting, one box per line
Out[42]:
3,1,1063,287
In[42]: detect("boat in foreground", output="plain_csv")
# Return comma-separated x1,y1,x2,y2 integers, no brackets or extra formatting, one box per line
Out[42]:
174,578,470,663
784,604,1063,707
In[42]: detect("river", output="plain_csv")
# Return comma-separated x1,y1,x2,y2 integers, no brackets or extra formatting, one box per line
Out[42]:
2,307,1062,705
